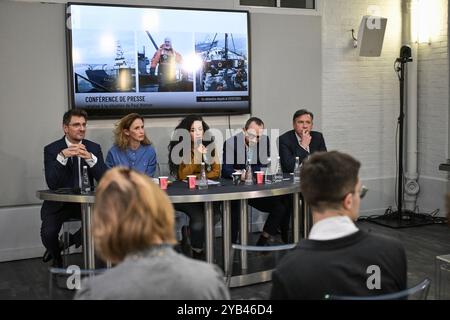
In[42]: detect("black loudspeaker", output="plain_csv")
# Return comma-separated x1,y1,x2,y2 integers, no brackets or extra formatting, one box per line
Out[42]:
357,15,388,57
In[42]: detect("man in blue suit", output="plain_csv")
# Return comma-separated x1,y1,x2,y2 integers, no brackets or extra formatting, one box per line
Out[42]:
279,109,327,173
41,109,107,267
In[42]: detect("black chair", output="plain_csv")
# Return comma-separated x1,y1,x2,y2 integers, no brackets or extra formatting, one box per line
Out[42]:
324,278,431,300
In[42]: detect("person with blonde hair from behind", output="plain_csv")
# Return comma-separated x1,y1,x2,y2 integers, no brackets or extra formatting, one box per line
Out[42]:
105,113,157,177
75,167,230,300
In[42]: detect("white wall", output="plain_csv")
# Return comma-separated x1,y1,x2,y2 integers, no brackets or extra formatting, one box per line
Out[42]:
416,0,449,215
321,0,403,216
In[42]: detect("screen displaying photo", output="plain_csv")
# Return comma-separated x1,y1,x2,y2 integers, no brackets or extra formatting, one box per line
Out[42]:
67,3,250,117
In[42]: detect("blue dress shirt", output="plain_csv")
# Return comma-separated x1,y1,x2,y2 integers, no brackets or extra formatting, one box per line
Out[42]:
105,144,157,177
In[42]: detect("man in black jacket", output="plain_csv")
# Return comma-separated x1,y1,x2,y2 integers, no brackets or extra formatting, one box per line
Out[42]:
279,109,327,173
222,117,290,245
271,151,407,300
41,109,107,267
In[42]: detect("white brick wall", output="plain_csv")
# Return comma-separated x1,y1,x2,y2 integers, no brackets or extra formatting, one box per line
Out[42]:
417,0,448,179
322,0,449,215
322,0,402,180
416,0,448,214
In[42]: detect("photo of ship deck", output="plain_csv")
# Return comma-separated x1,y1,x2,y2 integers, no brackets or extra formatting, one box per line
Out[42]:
195,33,248,92
72,30,136,93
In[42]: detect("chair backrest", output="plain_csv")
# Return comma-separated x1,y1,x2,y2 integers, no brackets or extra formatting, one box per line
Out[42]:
48,266,107,300
226,243,297,287
324,278,431,300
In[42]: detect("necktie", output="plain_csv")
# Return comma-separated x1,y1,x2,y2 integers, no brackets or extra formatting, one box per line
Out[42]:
72,156,81,190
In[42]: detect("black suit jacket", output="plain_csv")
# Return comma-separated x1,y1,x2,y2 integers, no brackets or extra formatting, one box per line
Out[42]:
278,130,326,173
41,136,107,217
221,132,270,179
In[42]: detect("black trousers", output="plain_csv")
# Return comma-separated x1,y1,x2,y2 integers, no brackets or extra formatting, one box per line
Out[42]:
40,203,81,260
174,202,221,250
230,195,291,243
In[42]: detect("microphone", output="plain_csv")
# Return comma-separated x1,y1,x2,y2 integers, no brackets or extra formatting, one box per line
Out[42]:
203,147,212,172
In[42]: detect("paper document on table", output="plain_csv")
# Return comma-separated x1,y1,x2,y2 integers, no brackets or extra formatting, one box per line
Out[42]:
183,179,220,186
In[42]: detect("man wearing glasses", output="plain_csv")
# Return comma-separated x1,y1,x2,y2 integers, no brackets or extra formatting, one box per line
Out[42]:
40,109,107,267
222,117,290,246
271,151,407,300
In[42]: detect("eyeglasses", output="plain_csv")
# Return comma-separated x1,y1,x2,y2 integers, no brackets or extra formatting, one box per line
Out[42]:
245,132,261,140
342,185,368,201
360,185,368,199
68,123,87,129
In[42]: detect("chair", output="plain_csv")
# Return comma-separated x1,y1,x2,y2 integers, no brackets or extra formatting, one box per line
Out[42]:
48,266,106,299
324,278,431,300
226,243,297,288
435,254,450,300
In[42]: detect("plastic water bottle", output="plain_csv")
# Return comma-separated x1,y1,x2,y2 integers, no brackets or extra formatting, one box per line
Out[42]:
274,156,283,183
81,165,91,194
293,157,301,183
264,157,272,184
244,158,253,185
198,162,208,190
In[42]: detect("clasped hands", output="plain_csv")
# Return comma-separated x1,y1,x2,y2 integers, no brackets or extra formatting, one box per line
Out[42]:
60,144,92,160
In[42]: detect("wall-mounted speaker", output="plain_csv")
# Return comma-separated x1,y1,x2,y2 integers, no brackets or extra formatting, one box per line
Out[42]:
357,15,388,57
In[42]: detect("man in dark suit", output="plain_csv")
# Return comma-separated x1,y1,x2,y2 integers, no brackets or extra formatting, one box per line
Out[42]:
222,117,290,246
41,109,107,267
279,109,327,173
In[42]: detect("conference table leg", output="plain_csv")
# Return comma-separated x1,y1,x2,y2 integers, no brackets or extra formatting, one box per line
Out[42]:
239,199,248,270
204,202,214,263
293,192,300,243
222,201,231,275
303,199,312,239
81,203,95,269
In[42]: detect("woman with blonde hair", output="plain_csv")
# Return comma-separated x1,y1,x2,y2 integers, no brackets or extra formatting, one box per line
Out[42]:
105,113,157,177
75,167,230,300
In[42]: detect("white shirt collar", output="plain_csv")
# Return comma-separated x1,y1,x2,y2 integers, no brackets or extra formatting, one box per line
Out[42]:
308,215,359,241
65,136,82,147
294,131,302,144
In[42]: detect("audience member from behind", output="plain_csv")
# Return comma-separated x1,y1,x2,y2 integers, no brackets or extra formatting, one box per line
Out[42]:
105,113,157,177
41,109,107,268
278,109,327,173
271,151,407,300
75,168,229,300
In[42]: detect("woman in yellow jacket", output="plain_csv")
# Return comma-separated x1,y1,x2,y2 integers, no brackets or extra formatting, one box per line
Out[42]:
168,115,221,259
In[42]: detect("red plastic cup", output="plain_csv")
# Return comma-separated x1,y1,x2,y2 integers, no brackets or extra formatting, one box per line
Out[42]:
187,175,196,189
159,176,168,190
255,171,264,184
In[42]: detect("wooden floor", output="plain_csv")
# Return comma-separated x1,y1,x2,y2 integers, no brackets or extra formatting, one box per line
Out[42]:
0,221,449,300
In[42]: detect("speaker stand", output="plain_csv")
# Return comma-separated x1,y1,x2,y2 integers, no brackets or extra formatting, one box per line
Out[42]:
367,46,433,229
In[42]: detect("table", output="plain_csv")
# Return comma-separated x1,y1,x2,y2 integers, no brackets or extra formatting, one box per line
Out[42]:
37,178,308,282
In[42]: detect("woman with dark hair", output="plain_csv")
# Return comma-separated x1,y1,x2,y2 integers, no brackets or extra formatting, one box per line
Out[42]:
75,168,229,300
105,113,157,177
168,115,220,259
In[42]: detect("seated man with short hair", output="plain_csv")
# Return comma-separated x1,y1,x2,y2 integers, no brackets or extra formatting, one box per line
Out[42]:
271,151,407,300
